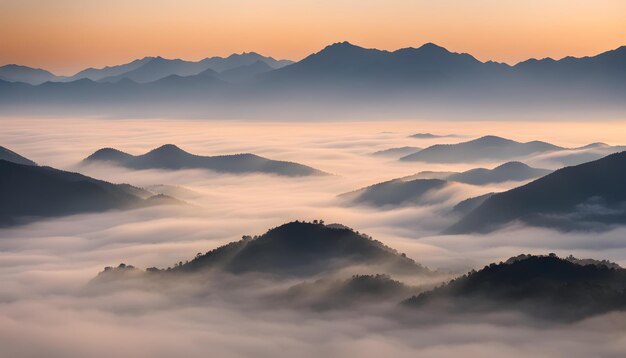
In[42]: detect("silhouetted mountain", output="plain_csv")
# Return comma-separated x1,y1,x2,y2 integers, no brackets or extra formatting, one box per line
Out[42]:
71,53,291,83
513,46,626,87
0,160,177,226
263,42,507,88
83,144,326,176
448,152,626,233
400,135,563,163
452,193,495,215
403,254,626,320
371,146,422,158
96,221,429,279
0,146,37,166
199,52,293,72
2,43,625,118
0,64,60,85
68,57,153,81
98,57,217,83
216,60,274,83
447,161,552,185
340,179,448,207
146,73,225,90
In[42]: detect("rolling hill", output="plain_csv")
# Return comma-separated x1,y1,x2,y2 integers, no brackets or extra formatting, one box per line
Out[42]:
82,144,326,176
95,221,430,279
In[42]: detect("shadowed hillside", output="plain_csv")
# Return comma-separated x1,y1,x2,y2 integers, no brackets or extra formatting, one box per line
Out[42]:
0,160,178,226
340,179,449,207
403,254,626,321
0,146,37,166
448,152,626,233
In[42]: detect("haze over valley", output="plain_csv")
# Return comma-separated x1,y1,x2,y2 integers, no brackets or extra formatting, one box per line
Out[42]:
2,117,626,357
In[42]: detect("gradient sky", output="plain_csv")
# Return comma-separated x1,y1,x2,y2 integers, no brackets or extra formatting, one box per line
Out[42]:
1,0,625,75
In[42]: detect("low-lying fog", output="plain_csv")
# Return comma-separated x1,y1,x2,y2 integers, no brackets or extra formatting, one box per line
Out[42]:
2,116,626,357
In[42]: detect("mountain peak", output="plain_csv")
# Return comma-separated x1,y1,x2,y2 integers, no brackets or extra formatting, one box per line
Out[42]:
473,135,516,145
149,144,186,154
84,147,133,163
321,41,363,53
494,161,530,170
417,42,448,52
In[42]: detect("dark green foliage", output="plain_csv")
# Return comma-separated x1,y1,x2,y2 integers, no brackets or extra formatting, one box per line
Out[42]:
404,254,626,320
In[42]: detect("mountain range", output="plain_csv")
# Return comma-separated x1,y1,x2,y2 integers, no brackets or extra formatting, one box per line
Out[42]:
448,151,626,233
1,42,625,117
82,144,326,176
0,52,293,84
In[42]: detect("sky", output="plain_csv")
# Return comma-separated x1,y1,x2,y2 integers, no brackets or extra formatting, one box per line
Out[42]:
1,0,625,75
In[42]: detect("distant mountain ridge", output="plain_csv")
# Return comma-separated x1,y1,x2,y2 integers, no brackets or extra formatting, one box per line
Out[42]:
0,52,293,84
1,42,625,117
446,161,552,185
83,144,326,177
400,135,564,163
403,161,552,185
0,64,58,85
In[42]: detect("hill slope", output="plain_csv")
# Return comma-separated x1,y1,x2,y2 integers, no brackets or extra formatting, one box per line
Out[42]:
0,146,37,166
448,152,626,233
0,160,174,226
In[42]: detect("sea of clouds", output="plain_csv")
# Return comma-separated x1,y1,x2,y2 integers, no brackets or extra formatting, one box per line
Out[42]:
2,117,626,357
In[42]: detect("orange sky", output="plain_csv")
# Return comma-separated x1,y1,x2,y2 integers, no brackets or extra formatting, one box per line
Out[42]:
1,0,625,75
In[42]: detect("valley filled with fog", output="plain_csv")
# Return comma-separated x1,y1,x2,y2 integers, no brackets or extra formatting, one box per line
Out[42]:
2,116,626,357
